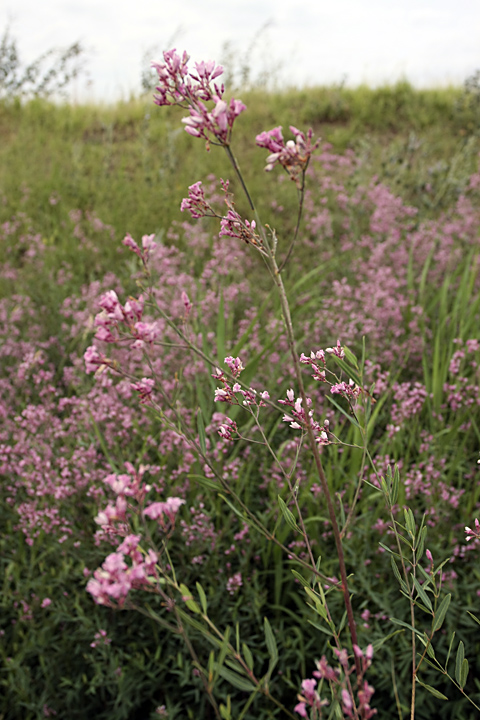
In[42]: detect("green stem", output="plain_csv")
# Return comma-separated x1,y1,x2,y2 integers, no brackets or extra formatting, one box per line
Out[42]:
277,170,307,273
223,145,361,675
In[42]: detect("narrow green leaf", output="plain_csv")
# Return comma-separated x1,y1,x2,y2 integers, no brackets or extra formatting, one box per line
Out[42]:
455,641,465,685
235,623,240,654
196,582,207,615
421,632,436,659
217,627,231,669
446,631,456,670
176,608,222,647
195,377,211,424
326,394,361,428
412,575,433,612
391,556,408,592
460,658,469,689
392,465,400,505
343,345,359,368
329,354,362,386
208,650,215,676
305,593,328,621
337,610,347,635
371,630,403,652
197,410,207,456
277,495,300,532
432,593,451,632
416,526,427,561
390,617,424,638
242,643,254,672
189,473,220,491
379,542,401,559
404,508,416,538
380,477,390,500
179,583,201,614
291,569,310,586
219,494,246,521
466,611,480,626
264,617,279,679
416,680,448,700
215,666,256,692
264,617,278,664
304,587,319,603
307,619,334,637
220,704,231,720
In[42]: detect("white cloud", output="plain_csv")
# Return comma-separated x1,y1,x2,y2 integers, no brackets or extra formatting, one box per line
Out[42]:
1,0,479,100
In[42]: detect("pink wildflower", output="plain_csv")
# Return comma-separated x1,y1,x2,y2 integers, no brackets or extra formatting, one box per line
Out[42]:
181,181,214,218
131,377,155,403
465,518,480,541
226,572,242,595
144,497,185,527
256,125,320,188
152,49,245,146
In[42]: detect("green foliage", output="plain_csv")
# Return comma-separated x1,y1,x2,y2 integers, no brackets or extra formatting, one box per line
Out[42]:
2,78,480,719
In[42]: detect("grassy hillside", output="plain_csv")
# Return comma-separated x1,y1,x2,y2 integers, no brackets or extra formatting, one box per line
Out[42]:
0,81,478,278
2,79,480,719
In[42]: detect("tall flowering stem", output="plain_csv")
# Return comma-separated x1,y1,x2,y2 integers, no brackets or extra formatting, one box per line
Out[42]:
255,126,319,271
224,140,362,677
152,48,361,679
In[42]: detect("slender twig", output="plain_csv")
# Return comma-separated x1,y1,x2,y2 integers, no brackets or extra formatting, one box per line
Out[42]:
277,169,307,273
223,147,361,676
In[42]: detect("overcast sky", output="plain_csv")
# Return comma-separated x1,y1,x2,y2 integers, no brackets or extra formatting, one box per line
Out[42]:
2,0,480,101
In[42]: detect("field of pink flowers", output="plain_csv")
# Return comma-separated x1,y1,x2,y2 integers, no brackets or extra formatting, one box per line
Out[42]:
2,53,480,720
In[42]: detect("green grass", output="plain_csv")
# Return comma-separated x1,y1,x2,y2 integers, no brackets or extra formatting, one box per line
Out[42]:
2,81,480,719
0,81,478,292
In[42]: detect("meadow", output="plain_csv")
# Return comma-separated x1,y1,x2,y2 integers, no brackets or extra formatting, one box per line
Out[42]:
1,60,480,720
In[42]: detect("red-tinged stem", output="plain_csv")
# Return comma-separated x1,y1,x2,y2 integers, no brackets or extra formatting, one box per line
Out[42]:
223,144,361,677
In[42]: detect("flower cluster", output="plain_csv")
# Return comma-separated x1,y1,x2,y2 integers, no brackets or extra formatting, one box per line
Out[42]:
144,497,186,532
465,518,480,541
300,343,364,403
91,290,146,344
152,49,246,146
131,377,155,404
84,288,164,375
89,464,185,607
94,465,150,539
217,416,238,441
226,572,243,595
256,125,320,188
86,534,159,607
219,181,263,248
295,646,376,719
90,629,112,648
212,356,269,409
123,232,157,264
279,389,330,445
180,181,215,219
181,178,264,250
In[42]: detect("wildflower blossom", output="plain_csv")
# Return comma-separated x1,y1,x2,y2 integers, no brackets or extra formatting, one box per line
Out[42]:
152,49,245,146
226,572,242,595
279,390,330,444
256,125,320,188
181,181,215,219
325,340,345,358
144,497,185,529
465,518,480,541
219,179,264,249
131,377,155,404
